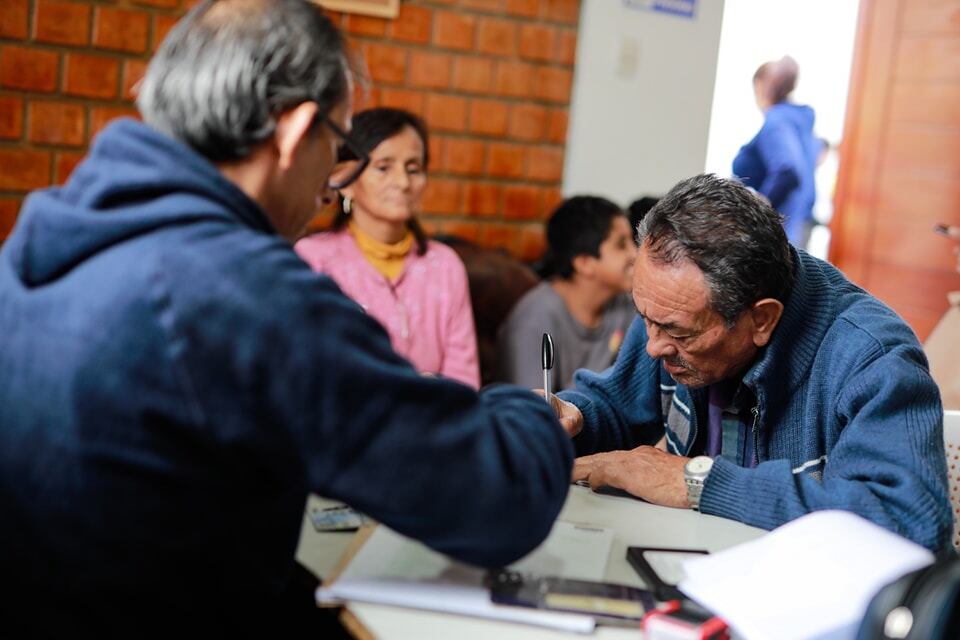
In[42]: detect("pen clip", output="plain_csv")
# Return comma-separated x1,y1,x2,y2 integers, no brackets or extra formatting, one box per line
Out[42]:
541,333,554,371
542,332,555,406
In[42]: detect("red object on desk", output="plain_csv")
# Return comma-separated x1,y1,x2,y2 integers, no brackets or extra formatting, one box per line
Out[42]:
641,600,729,640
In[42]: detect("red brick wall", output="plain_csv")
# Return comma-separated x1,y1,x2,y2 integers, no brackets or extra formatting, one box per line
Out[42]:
0,0,180,238
0,0,581,260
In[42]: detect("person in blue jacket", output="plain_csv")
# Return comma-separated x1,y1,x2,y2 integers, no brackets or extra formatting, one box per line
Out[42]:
552,174,952,552
733,56,822,248
0,1,572,636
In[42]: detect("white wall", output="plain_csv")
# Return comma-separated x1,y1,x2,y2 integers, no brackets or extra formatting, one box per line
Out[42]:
563,0,726,205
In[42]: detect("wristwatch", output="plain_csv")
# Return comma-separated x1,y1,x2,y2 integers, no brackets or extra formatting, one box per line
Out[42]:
684,456,714,511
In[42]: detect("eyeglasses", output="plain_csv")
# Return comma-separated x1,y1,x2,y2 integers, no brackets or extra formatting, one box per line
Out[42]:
322,116,370,190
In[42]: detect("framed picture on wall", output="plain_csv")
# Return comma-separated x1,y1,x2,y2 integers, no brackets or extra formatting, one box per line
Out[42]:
315,0,399,19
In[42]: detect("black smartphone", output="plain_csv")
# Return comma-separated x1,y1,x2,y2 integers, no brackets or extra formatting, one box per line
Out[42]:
626,546,709,601
487,569,656,627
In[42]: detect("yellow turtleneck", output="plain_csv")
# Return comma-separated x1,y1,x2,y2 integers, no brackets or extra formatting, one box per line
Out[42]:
348,220,414,281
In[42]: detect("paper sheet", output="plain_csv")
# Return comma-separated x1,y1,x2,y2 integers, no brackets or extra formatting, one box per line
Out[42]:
678,510,935,640
316,520,615,633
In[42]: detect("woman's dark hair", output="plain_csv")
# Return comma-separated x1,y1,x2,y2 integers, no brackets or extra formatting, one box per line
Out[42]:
541,196,624,280
330,107,430,255
753,56,799,105
637,174,795,327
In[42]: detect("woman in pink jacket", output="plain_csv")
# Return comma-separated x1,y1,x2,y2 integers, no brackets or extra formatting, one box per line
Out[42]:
296,108,480,388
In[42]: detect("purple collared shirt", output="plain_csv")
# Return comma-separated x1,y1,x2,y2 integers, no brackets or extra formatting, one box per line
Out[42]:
706,383,757,467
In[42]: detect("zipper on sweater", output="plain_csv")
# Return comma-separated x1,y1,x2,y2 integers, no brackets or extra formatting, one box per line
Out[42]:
751,406,760,466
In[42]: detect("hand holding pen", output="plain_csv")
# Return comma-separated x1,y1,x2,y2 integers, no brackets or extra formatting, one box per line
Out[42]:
541,332,554,407
540,332,583,437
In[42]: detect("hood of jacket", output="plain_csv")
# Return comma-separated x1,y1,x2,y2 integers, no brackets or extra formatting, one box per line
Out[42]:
767,102,816,137
4,119,276,288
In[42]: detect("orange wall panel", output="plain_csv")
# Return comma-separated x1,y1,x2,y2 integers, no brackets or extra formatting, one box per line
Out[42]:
832,0,960,340
883,126,960,175
894,36,960,81
888,83,960,128
902,0,960,33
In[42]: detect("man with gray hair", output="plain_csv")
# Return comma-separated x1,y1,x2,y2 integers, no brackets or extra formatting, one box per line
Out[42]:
0,0,572,635
553,174,952,550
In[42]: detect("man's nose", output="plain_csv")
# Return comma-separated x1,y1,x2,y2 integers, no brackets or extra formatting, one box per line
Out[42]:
645,325,677,360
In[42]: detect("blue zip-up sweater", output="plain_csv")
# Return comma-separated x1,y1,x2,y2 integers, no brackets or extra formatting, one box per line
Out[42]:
559,249,952,551
0,120,573,630
733,103,821,245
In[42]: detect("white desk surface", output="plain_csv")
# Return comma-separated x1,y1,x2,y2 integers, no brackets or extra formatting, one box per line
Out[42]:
296,485,765,639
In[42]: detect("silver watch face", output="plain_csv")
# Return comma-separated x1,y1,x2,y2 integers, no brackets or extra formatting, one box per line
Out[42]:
686,456,714,475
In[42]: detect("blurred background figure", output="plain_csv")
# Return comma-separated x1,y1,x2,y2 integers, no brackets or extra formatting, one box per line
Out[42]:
497,196,637,391
732,56,823,249
627,196,661,245
296,108,480,388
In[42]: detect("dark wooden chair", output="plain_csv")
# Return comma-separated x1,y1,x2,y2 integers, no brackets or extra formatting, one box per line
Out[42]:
435,236,540,387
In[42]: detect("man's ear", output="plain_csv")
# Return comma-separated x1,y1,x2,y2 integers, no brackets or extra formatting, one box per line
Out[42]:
274,101,319,171
748,298,784,347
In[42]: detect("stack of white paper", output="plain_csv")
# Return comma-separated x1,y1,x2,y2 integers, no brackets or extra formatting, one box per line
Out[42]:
679,510,935,640
316,520,615,634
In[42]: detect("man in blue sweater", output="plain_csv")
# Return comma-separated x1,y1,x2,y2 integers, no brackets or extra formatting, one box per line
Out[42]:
0,1,572,635
555,174,952,551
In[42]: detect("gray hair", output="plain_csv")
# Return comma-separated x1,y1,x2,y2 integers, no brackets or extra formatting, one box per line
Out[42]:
636,174,795,327
137,0,349,162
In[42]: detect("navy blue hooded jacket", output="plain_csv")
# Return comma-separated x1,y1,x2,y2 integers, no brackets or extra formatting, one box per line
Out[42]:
733,103,821,245
0,120,573,631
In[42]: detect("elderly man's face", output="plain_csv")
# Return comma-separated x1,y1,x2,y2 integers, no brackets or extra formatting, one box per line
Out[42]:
632,242,760,388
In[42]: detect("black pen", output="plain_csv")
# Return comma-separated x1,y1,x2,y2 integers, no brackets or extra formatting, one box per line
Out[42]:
541,332,554,406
